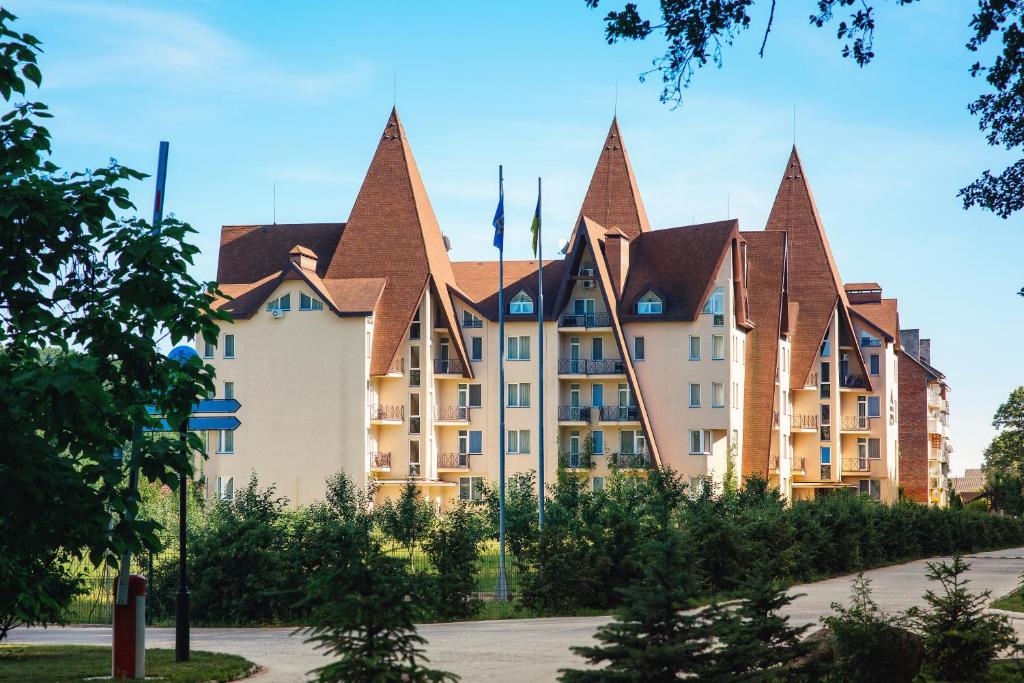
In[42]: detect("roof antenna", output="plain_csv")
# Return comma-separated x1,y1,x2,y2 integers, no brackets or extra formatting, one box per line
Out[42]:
393,69,397,107
793,104,797,146
727,191,730,220
273,182,277,225
614,81,618,117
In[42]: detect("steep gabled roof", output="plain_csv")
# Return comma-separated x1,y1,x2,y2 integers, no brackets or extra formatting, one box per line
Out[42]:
568,117,651,246
217,223,344,284
618,220,738,322
450,259,564,321
765,146,870,390
850,298,900,345
324,108,470,377
740,230,788,479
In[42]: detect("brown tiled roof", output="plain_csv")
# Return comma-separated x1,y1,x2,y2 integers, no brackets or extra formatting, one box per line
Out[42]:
952,468,985,495
740,230,788,478
765,146,870,390
618,220,738,322
217,223,344,284
323,108,469,377
322,277,387,316
845,282,881,291
570,117,651,245
851,298,900,344
450,259,564,321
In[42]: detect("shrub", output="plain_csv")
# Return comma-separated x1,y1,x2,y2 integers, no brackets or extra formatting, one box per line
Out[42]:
423,503,485,620
377,482,434,562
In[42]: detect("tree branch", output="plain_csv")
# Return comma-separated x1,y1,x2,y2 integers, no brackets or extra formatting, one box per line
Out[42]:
759,0,776,58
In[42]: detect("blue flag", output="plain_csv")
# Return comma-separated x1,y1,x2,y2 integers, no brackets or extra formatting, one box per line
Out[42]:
492,167,504,250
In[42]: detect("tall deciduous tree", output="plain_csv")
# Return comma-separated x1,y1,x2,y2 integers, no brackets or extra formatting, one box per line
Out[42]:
983,386,1024,513
0,9,224,640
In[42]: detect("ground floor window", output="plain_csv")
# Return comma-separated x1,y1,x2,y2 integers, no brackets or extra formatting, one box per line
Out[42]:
592,476,605,492
217,429,234,454
215,476,234,501
859,479,881,501
459,476,484,501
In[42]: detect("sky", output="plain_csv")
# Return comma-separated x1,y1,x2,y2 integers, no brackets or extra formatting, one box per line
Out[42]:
7,0,1022,475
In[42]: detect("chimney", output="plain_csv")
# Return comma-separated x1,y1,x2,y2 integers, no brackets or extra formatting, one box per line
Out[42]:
900,329,920,359
289,244,318,272
604,230,629,297
919,339,931,365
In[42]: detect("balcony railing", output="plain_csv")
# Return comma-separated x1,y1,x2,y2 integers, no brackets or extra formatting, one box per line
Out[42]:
369,452,391,469
435,406,471,422
461,317,483,329
438,452,470,469
791,414,818,430
434,358,464,375
559,312,612,328
841,415,873,431
794,457,806,473
369,404,404,422
558,405,592,422
840,374,866,389
772,410,780,427
560,452,593,469
600,405,640,422
557,359,626,375
613,452,649,469
769,456,806,473
842,457,870,473
385,358,404,375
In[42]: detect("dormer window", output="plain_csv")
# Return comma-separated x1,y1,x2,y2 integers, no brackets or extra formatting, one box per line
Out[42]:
636,291,663,315
510,292,534,314
267,294,291,312
462,310,483,328
299,293,323,311
703,287,725,326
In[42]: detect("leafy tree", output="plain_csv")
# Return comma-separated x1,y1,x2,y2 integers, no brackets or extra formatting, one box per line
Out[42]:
482,469,538,561
983,387,1024,512
377,482,434,562
583,1,1024,219
300,521,456,683
423,502,485,620
0,10,222,641
908,554,1018,682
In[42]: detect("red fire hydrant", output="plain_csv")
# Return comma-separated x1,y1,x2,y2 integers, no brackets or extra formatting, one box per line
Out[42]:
112,574,146,679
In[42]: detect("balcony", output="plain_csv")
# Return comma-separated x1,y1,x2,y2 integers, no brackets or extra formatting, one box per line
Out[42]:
558,405,592,423
369,452,391,471
791,414,818,431
599,405,641,423
839,374,866,390
559,312,612,329
772,410,780,428
613,451,650,470
769,455,780,472
435,406,471,424
369,404,404,424
438,452,470,470
434,358,464,376
841,415,873,432
842,457,870,473
560,452,593,470
557,358,626,376
462,317,483,329
769,456,806,475
376,357,403,377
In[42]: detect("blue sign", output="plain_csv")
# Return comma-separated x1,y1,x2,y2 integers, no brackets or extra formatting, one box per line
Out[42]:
145,416,240,433
194,399,241,414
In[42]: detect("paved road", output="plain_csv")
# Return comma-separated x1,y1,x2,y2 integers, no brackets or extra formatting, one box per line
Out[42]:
9,548,1024,682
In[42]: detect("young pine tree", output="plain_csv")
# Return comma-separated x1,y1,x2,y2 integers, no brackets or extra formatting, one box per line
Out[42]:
423,502,485,620
909,554,1018,682
559,525,713,682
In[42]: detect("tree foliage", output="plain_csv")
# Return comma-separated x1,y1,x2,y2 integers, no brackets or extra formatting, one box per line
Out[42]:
0,9,223,641
984,386,1024,513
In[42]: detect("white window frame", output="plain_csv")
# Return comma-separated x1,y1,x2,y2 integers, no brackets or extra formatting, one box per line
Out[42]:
216,476,234,501
470,336,483,362
217,429,234,454
507,429,530,454
203,340,215,359
507,335,531,361
689,429,710,455
636,291,663,315
633,336,645,361
510,291,534,314
459,476,484,501
712,382,725,408
223,334,235,359
712,335,725,360
266,294,291,312
224,381,234,400
507,383,530,408
689,383,701,408
689,336,701,361
703,287,726,326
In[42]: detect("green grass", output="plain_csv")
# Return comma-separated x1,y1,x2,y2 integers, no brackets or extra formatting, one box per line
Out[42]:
0,645,256,682
991,586,1024,613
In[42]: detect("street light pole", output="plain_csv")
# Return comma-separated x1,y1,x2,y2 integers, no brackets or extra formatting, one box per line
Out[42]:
175,419,189,662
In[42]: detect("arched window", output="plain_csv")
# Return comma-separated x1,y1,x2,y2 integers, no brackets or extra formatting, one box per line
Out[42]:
636,291,663,315
510,291,534,314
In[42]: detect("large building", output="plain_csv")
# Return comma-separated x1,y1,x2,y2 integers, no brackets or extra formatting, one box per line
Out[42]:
198,109,950,508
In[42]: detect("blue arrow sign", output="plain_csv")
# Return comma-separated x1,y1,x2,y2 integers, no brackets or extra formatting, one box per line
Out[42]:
144,416,240,432
193,399,241,414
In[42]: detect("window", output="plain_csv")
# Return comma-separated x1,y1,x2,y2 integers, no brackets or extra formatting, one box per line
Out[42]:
636,291,663,314
471,337,483,362
592,476,605,492
224,382,234,400
508,335,530,360
507,383,530,407
869,354,880,376
712,335,725,360
410,310,421,340
409,346,421,387
592,383,604,408
712,382,725,408
216,476,234,501
819,361,830,398
820,404,831,441
507,429,530,454
820,446,831,464
820,330,831,358
510,292,534,314
732,382,740,409
409,394,421,434
469,430,482,454
468,384,482,408
868,438,881,460
867,396,881,418
859,330,881,348
591,337,604,361
633,336,645,361
689,383,701,408
409,441,421,478
618,383,630,407
203,340,215,359
299,293,323,310
217,429,234,454
689,476,703,496
267,293,291,311
782,390,788,415
459,476,484,501
859,479,881,501
224,334,235,359
689,336,701,361
703,287,726,326
462,310,483,328
689,429,710,455
592,430,604,455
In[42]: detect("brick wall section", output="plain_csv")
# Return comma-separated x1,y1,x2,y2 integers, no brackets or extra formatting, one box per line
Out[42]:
898,350,929,503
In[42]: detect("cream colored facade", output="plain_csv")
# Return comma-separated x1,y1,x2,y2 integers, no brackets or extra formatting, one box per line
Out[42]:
927,381,952,506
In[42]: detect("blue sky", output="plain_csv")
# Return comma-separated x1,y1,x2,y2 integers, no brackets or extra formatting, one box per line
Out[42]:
8,0,1022,474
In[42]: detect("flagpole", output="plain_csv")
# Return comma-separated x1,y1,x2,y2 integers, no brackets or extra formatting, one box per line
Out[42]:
536,177,545,530
495,165,509,600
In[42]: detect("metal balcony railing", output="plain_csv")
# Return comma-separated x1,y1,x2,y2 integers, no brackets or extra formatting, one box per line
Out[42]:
369,452,391,469
794,457,806,473
841,415,873,431
560,452,593,469
842,457,870,473
600,405,640,422
557,359,626,375
769,456,780,471
434,358,464,375
435,406,471,422
438,452,470,469
385,358,404,375
613,452,649,469
558,405,592,422
369,404,404,421
791,414,818,429
559,312,612,328
840,374,866,389
461,317,483,329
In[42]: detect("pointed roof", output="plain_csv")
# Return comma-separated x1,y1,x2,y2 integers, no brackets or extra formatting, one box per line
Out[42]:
765,146,869,390
325,108,469,376
572,117,651,244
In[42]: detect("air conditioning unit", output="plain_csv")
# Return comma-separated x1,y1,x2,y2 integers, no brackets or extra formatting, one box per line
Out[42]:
270,309,286,319
582,280,595,289
580,268,595,277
